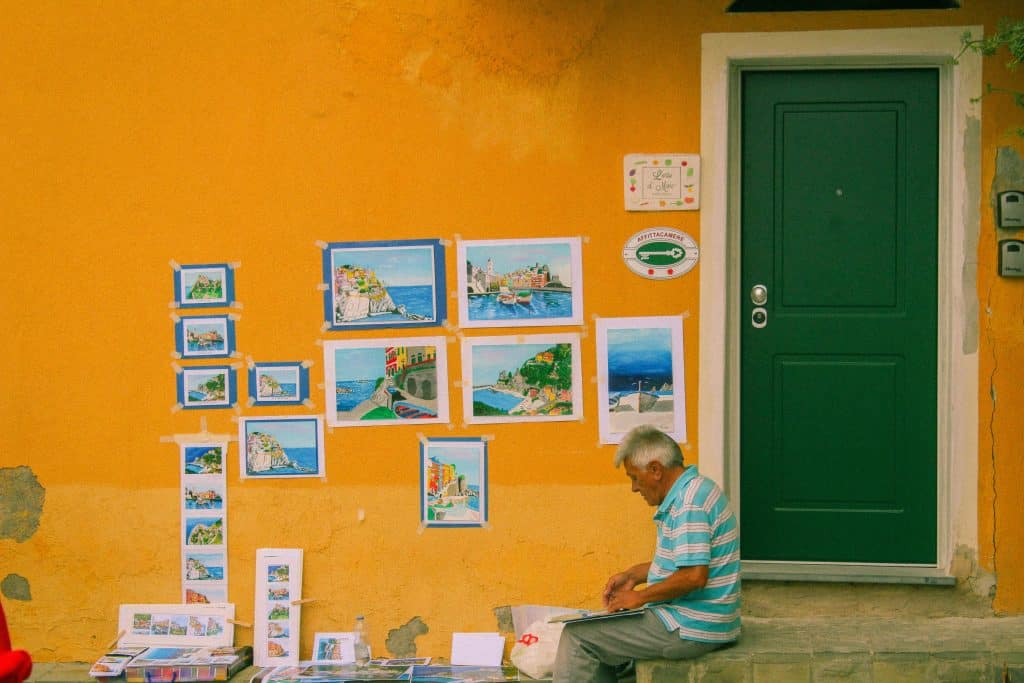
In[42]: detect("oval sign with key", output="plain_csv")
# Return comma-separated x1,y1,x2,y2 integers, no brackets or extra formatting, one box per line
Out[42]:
622,228,699,280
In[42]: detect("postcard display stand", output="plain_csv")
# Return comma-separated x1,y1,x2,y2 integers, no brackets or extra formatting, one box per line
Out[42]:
255,548,304,667
181,442,229,603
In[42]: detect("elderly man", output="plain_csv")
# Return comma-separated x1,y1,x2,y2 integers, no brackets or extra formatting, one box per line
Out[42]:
552,425,740,682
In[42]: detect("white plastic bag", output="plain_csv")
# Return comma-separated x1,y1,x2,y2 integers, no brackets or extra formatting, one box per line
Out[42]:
510,618,565,679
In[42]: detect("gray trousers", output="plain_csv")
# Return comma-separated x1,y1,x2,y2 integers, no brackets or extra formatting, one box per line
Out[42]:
552,611,730,683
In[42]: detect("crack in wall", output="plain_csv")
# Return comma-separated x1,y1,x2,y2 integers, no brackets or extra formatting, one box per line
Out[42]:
986,282,998,591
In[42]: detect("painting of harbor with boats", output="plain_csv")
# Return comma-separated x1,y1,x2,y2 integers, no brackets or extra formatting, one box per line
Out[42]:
323,337,449,427
420,438,487,527
462,333,582,423
596,316,686,444
322,239,446,330
239,416,325,478
175,315,236,358
457,237,583,328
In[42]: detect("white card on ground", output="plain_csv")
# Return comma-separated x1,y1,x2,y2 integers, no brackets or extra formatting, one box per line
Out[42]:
450,632,505,667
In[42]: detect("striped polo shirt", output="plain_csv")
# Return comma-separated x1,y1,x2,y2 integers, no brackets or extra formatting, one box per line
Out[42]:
647,465,741,643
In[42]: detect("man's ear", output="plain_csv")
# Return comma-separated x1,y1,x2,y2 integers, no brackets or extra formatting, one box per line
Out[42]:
648,461,664,479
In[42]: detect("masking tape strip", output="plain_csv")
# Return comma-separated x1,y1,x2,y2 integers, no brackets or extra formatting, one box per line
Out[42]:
453,233,462,242
447,334,458,344
417,523,427,535
228,313,241,322
301,360,314,368
480,434,495,442
320,322,331,333
231,301,244,310
481,521,493,530
681,310,691,320
169,260,181,271
172,363,183,374
315,240,328,250
303,399,315,409
438,238,453,247
590,375,598,384
317,283,329,291
579,325,589,339
246,397,255,407
168,301,178,309
446,422,455,431
442,320,458,333
245,356,255,369
581,235,591,245
453,380,463,388
227,619,252,629
171,351,182,360
229,261,242,270
357,508,365,522
171,313,181,322
107,630,126,649
416,432,428,445
171,403,183,414
230,361,243,371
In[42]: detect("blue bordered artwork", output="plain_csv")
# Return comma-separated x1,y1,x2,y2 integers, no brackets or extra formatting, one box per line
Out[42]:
419,437,488,528
176,366,237,410
239,416,325,479
174,315,237,359
174,263,236,309
321,239,446,331
248,362,309,406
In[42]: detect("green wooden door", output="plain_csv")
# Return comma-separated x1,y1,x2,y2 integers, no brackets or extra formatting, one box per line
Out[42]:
740,69,938,564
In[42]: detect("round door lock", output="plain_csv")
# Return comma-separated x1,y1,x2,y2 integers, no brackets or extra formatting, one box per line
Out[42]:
751,284,768,306
752,307,767,328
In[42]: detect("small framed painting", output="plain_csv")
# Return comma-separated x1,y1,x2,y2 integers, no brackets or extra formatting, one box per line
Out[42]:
175,315,237,359
461,333,582,424
176,366,237,410
420,437,488,528
239,416,325,479
312,632,357,664
595,316,686,444
174,263,236,308
248,362,309,406
456,237,583,328
321,239,446,331
322,337,449,427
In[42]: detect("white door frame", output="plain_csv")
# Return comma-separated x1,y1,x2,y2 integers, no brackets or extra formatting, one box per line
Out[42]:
699,27,981,583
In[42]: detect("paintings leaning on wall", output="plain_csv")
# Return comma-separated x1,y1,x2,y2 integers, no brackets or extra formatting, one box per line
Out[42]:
173,262,237,309
176,366,237,410
239,416,325,479
180,442,229,604
248,362,310,407
254,548,303,667
461,333,583,424
322,337,450,427
595,316,686,445
321,239,446,331
311,632,357,664
420,437,489,528
116,603,235,648
174,314,237,359
456,237,583,328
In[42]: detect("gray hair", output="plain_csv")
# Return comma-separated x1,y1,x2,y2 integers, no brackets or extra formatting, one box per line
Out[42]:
613,425,684,469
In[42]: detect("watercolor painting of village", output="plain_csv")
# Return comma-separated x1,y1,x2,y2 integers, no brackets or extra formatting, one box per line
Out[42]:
177,367,236,409
322,337,450,427
595,316,686,444
174,263,235,308
321,239,446,330
420,438,488,528
461,333,583,424
248,362,309,406
239,416,325,479
175,315,236,359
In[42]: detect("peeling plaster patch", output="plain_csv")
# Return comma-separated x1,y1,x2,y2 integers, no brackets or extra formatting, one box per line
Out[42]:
0,466,45,542
992,146,1024,199
1,574,31,601
961,116,981,355
492,605,513,634
385,616,428,658
952,544,997,604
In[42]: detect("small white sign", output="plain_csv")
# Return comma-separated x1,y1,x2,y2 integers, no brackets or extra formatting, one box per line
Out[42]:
451,632,505,667
624,154,700,211
622,228,700,280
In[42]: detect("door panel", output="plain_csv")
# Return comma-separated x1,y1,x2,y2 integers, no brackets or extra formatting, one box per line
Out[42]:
740,69,938,564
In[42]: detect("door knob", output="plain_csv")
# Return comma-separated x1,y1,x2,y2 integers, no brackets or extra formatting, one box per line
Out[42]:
751,284,768,305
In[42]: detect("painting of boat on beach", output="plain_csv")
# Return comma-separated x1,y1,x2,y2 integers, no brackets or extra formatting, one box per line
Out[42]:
239,416,325,479
457,237,583,328
595,316,686,444
462,333,583,424
322,239,446,331
323,337,449,427
175,315,236,359
177,367,236,409
420,438,488,528
248,362,309,406
174,263,235,308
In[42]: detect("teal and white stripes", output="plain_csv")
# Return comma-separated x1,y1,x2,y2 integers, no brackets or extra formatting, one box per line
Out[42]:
647,465,741,643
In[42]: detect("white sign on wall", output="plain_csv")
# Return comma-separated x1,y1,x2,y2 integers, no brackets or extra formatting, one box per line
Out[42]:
624,154,700,211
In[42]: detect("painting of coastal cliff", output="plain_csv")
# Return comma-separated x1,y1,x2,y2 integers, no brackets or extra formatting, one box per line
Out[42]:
174,263,235,308
461,333,583,424
321,239,446,331
420,438,488,528
177,367,236,410
595,316,686,444
239,416,325,479
456,237,583,328
323,337,450,427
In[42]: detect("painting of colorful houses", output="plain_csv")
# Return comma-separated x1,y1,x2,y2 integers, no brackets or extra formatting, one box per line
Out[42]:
322,337,450,427
456,237,583,328
239,416,325,479
595,316,686,444
248,362,309,406
461,333,583,424
174,263,235,308
177,367,236,409
175,315,236,359
420,438,488,528
321,239,446,331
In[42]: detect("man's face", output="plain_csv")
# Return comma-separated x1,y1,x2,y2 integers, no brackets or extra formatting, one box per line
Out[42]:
624,459,663,506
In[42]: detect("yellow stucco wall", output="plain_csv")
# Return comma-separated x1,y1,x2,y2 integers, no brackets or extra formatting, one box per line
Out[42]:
1,0,1022,662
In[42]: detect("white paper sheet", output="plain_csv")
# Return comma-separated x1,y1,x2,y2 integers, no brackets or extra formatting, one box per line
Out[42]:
450,632,505,667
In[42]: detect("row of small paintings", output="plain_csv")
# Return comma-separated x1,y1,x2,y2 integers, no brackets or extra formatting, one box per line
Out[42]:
172,237,584,330
176,318,686,445
182,436,488,529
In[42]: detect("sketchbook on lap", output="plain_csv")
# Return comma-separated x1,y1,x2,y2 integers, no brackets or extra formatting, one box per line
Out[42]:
547,607,646,624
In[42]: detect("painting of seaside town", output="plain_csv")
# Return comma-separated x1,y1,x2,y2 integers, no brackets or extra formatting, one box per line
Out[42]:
456,237,583,328
178,367,235,409
323,337,450,427
461,333,583,423
184,552,226,582
174,263,235,308
596,316,686,444
322,239,446,330
249,363,308,406
239,416,325,478
175,315,236,359
420,438,488,527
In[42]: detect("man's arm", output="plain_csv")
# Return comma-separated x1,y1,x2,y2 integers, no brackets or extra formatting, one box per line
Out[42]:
604,564,708,612
602,562,651,606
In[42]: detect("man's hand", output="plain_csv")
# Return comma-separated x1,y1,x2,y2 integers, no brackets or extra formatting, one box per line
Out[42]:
602,571,639,607
605,586,647,612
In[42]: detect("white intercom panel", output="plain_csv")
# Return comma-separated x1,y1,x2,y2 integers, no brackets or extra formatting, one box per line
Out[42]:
999,239,1024,277
998,191,1024,229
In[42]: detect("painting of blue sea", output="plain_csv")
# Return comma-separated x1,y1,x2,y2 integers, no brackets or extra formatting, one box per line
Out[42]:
184,552,226,581
175,315,235,359
178,367,235,410
250,363,308,406
182,445,224,475
239,416,325,479
420,438,487,527
457,237,583,328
